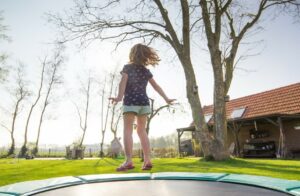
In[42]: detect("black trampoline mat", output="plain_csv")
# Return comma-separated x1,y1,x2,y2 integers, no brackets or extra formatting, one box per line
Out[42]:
33,180,290,196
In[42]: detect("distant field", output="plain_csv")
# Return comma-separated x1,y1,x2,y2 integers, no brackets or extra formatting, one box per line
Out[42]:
1,157,300,186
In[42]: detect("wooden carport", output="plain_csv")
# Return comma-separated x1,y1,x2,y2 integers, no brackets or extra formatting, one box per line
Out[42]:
177,83,300,158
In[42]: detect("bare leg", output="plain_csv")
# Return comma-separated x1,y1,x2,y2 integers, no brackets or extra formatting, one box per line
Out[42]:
136,114,151,165
123,113,135,163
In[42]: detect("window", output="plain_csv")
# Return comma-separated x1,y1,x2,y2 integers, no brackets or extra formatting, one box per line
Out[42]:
230,107,246,119
205,114,212,122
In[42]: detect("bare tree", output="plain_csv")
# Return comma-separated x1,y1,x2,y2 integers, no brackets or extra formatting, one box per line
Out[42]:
146,98,179,135
109,95,123,158
99,72,116,157
2,65,30,156
109,71,123,139
138,98,178,161
20,57,46,157
199,0,300,159
74,74,92,147
50,0,300,160
32,47,64,155
110,94,122,139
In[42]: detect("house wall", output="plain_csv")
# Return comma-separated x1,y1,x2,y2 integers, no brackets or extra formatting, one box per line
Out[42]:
283,119,300,151
227,119,300,155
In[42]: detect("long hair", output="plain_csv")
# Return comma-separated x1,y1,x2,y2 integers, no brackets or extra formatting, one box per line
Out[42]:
129,44,160,66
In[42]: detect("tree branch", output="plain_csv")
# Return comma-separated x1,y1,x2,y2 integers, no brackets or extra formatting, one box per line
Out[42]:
237,0,267,41
0,123,11,133
200,0,214,39
221,0,233,14
74,102,84,131
153,0,182,51
180,0,191,54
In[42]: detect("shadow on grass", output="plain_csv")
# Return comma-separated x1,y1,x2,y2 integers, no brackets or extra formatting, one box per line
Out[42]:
93,158,122,167
150,158,300,179
221,158,300,177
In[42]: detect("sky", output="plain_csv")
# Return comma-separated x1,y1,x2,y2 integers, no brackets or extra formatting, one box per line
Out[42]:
0,0,300,147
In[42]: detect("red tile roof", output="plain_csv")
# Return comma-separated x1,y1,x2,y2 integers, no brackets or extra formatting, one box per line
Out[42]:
203,83,300,120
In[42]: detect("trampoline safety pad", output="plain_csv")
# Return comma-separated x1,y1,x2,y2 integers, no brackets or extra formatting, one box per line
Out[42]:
0,172,299,196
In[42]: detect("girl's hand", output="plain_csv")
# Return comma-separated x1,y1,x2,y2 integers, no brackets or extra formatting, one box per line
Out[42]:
109,97,122,104
165,98,176,105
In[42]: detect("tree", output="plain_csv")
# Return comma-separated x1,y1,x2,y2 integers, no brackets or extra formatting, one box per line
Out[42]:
50,0,300,160
20,57,46,157
74,74,92,147
146,98,178,135
109,91,123,157
99,72,116,157
32,46,64,155
110,90,122,139
1,65,30,156
196,0,299,159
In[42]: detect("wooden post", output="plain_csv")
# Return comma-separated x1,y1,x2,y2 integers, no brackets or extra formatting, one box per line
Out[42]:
254,120,258,131
177,130,181,157
177,129,184,157
232,122,240,157
264,117,281,158
277,117,286,158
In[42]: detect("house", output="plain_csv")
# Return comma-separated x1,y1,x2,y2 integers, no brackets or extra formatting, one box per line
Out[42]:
177,83,300,158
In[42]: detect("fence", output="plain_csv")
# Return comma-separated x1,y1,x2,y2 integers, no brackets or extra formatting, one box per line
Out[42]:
0,146,179,158
0,147,104,158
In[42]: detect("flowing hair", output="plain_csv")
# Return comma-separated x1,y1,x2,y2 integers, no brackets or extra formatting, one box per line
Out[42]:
129,44,160,66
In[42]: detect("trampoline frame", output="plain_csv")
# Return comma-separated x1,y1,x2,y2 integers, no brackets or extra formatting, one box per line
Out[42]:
1,172,300,196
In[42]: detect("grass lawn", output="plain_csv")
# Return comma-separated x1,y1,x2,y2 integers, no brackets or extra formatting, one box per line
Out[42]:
1,157,300,186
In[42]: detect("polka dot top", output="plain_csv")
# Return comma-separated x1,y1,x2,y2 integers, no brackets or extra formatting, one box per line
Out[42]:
121,64,153,106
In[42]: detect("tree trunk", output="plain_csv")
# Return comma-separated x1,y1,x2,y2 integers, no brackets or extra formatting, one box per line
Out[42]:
79,77,91,147
7,133,15,156
20,106,34,157
99,131,105,157
231,122,241,157
20,60,45,157
33,103,47,156
34,95,52,154
212,59,229,159
178,55,227,160
100,74,115,157
7,99,21,156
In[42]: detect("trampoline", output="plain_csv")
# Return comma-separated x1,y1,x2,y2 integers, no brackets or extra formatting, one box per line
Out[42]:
1,172,300,196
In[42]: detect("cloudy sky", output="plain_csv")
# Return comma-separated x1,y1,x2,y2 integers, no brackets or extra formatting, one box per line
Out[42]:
0,0,299,147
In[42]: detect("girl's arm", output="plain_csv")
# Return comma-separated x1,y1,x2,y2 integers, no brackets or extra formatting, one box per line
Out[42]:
149,78,176,104
109,73,128,104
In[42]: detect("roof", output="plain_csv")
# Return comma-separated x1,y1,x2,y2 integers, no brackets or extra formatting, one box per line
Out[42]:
203,82,300,121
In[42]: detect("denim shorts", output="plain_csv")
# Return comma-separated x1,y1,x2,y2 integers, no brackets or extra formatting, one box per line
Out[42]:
123,105,151,115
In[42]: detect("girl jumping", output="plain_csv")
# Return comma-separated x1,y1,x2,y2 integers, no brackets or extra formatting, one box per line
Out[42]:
109,43,175,171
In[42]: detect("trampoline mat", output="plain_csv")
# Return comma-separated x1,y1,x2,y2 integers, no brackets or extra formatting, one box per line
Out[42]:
33,180,290,196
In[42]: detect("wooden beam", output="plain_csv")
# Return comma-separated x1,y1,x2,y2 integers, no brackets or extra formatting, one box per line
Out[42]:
265,118,279,127
280,115,300,119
